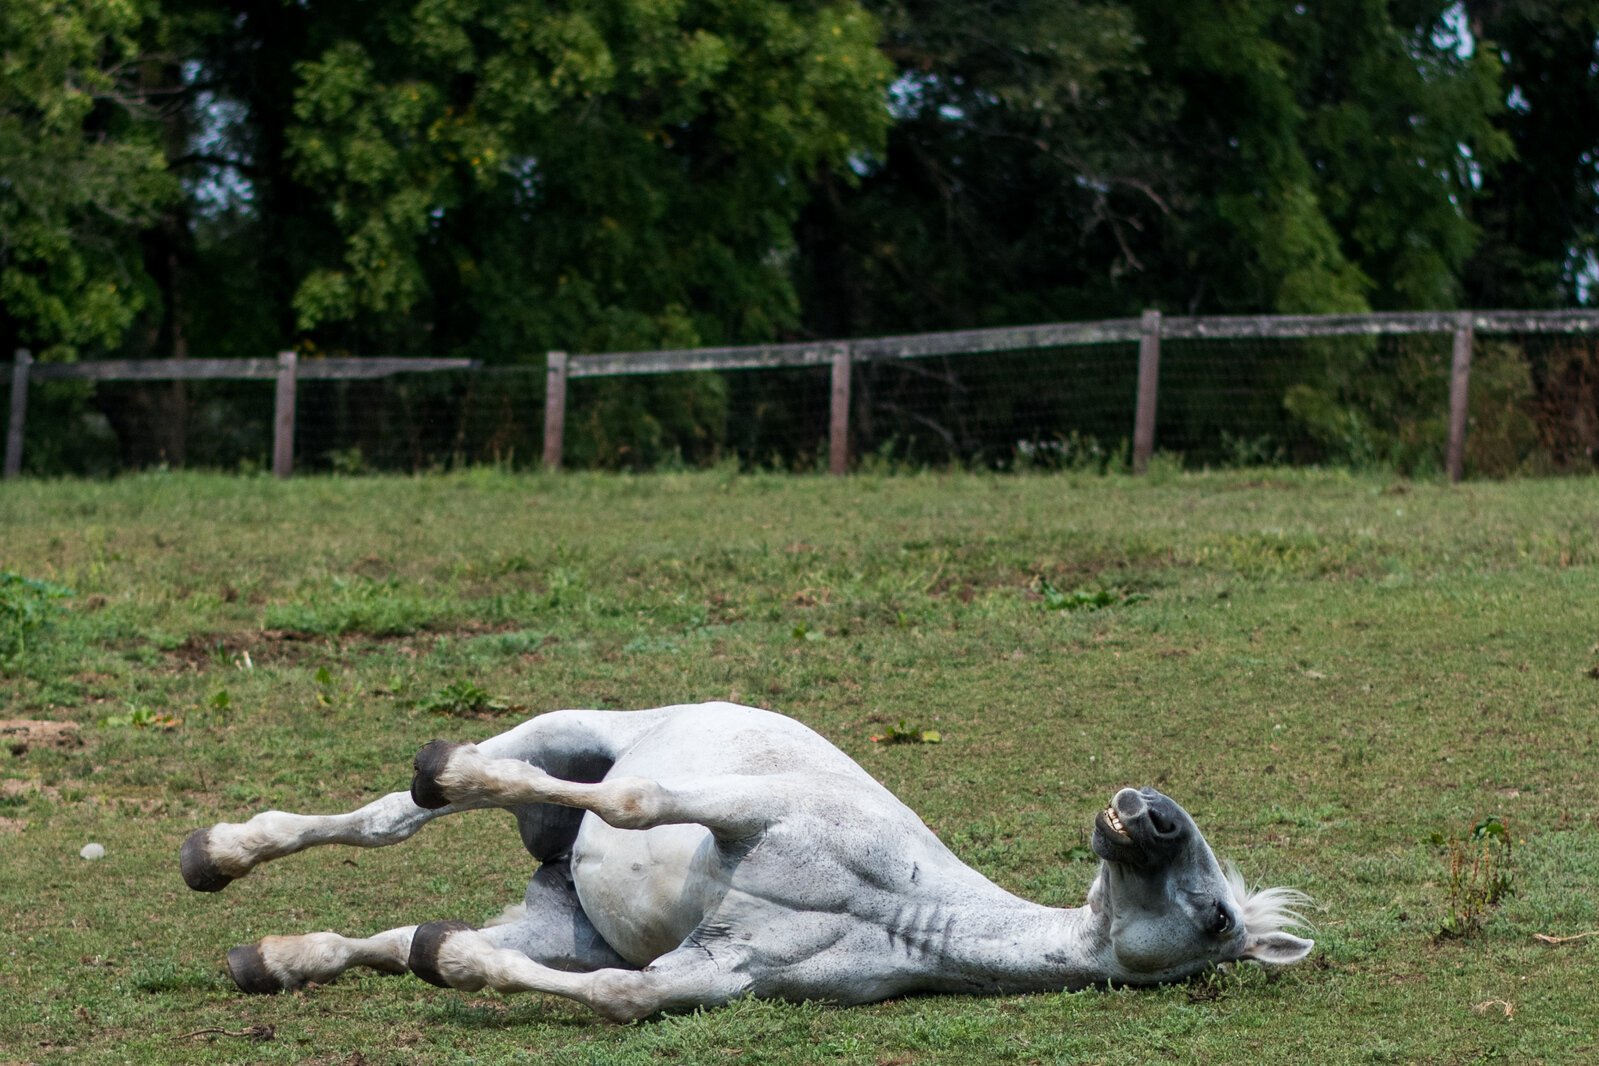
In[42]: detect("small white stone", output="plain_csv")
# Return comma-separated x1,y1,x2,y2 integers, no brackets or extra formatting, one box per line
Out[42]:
80,842,106,860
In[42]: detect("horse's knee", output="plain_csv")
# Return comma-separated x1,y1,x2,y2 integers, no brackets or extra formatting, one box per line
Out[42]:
587,970,660,1023
596,778,666,830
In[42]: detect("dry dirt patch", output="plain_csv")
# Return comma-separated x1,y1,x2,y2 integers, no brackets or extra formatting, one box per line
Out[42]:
2,719,82,757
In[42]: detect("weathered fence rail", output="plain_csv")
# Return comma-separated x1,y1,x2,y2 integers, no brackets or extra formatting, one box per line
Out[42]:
6,308,1599,480
538,308,1599,480
2,352,475,478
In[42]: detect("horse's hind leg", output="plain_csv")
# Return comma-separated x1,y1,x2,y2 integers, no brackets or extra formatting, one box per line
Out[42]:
411,745,778,842
225,860,627,993
407,930,746,1022
182,709,655,891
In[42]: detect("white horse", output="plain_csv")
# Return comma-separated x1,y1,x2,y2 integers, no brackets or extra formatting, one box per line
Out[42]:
180,702,1312,1021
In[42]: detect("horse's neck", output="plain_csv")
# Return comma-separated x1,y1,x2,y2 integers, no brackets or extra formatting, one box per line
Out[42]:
895,886,1112,995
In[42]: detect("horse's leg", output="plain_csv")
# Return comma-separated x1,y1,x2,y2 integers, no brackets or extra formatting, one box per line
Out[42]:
408,929,746,1022
222,924,418,993
411,744,779,842
178,789,489,892
181,709,658,891
224,860,629,993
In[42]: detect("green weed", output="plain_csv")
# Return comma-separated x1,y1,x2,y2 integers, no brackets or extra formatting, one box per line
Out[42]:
0,570,72,666
419,678,510,717
1435,817,1516,939
870,720,942,745
1037,578,1147,612
265,576,444,636
101,705,182,730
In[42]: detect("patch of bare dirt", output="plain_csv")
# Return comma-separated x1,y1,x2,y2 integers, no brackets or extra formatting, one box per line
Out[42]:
164,619,540,672
163,630,326,672
1,779,63,801
1,719,83,757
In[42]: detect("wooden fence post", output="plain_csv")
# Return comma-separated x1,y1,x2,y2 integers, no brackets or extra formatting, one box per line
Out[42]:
272,350,297,478
543,350,568,471
1445,313,1474,484
1132,310,1162,474
4,349,31,479
828,343,853,476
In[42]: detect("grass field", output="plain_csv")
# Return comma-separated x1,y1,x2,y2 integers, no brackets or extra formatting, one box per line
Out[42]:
1,468,1596,1064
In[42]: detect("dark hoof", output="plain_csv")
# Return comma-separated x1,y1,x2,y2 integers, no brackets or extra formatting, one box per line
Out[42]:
226,944,286,994
411,740,464,810
180,828,234,892
408,920,475,988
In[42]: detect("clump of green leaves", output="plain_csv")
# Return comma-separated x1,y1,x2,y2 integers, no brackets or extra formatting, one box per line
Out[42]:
871,720,942,745
101,705,181,730
1435,817,1515,939
265,576,442,637
0,571,73,666
1036,578,1147,612
419,679,509,718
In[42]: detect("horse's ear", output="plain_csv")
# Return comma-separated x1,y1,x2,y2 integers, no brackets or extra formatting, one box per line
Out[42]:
1239,931,1313,967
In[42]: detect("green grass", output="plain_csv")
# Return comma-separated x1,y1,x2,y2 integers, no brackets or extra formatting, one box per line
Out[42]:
1,468,1597,1064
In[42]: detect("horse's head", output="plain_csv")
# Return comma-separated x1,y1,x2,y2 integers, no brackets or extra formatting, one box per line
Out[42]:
1084,787,1313,984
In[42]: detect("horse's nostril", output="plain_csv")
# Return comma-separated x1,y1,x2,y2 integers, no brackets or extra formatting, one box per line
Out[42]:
1148,806,1180,837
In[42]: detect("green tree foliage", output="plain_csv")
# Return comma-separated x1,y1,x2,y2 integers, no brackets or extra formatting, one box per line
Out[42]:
1463,0,1599,308
284,0,891,355
798,1,1170,335
800,0,1507,339
0,0,174,357
1143,0,1506,313
5,1,1599,473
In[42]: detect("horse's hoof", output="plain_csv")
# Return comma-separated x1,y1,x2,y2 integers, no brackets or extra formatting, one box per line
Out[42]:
226,944,285,994
411,740,463,810
408,920,475,988
180,828,234,892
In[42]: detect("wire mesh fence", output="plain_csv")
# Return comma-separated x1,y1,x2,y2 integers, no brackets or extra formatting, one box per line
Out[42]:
5,312,1599,478
848,344,1140,470
294,370,543,473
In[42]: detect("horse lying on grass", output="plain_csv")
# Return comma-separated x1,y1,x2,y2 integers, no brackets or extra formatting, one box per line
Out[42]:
180,702,1312,1021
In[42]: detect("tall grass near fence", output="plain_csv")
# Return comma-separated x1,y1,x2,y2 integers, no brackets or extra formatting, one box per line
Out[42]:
1,470,1597,1063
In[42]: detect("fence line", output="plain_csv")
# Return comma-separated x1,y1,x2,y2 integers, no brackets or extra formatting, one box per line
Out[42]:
5,309,1599,480
548,307,1599,482
3,353,476,478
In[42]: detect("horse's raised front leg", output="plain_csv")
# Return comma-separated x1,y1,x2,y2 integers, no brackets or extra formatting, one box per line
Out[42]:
411,742,775,841
224,860,630,992
409,927,746,1022
179,789,488,892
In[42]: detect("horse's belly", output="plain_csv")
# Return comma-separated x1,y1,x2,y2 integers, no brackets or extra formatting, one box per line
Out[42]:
569,816,719,965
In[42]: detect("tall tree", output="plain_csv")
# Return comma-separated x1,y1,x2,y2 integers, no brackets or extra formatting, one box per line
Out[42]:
279,0,891,357
1462,1,1599,308
0,0,175,359
798,0,1507,341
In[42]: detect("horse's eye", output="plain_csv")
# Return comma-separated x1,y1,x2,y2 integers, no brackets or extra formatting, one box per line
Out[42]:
1210,903,1234,936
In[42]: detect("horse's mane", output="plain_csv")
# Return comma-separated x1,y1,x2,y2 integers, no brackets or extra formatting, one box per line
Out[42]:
1223,861,1312,936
